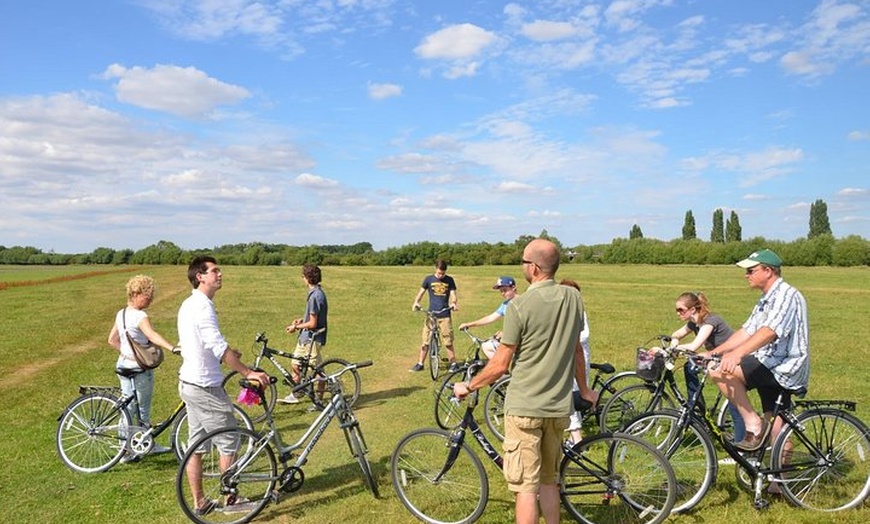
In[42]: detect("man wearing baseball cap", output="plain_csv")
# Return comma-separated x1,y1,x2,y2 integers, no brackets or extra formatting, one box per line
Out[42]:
701,249,809,451
459,276,518,358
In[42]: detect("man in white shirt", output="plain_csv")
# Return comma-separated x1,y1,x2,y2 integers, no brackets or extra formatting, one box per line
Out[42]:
178,255,270,515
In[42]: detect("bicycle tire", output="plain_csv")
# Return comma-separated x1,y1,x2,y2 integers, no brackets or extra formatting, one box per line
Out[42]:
434,368,468,430
599,383,674,433
391,428,488,524
484,375,510,441
222,369,276,424
176,427,276,524
429,332,441,381
622,409,718,513
57,392,131,473
345,422,379,498
596,371,645,409
170,405,256,463
771,408,870,511
559,432,677,524
315,358,362,407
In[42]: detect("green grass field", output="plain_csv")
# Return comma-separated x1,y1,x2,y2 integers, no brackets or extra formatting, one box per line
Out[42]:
2,264,868,523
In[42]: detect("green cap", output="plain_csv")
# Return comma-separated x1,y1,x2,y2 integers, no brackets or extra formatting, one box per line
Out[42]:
736,249,782,269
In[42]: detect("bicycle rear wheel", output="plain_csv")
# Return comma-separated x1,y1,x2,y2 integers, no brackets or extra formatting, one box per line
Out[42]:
176,427,276,524
316,358,362,407
434,368,467,430
622,409,717,513
559,432,676,524
222,370,275,424
429,333,441,381
345,421,379,498
171,405,256,463
57,392,131,473
596,371,645,409
484,375,510,441
771,408,870,511
391,428,488,524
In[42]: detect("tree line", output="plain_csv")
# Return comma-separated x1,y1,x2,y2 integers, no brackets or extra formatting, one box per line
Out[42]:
1,232,867,267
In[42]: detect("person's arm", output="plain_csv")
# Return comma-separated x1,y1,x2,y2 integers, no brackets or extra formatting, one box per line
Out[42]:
137,316,178,352
714,327,777,375
677,324,713,353
574,339,598,405
449,289,458,310
108,322,121,350
222,347,271,387
454,342,514,398
412,287,426,310
291,312,318,332
459,311,501,330
669,324,691,347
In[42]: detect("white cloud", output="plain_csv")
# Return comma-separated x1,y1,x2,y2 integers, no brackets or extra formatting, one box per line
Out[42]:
368,82,403,100
295,173,339,188
847,130,870,141
102,64,250,118
521,20,577,41
415,23,499,60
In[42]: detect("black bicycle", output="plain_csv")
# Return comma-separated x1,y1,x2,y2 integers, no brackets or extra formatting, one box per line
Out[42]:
222,331,361,423
392,362,677,524
623,353,870,513
415,306,453,380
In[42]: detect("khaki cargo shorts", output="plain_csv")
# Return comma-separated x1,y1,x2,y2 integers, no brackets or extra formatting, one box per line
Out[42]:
502,415,568,493
421,317,454,346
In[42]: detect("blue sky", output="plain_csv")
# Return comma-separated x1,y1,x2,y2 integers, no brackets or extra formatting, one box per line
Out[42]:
1,0,868,253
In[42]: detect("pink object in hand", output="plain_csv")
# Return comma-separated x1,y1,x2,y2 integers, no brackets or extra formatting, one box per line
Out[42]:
237,387,261,406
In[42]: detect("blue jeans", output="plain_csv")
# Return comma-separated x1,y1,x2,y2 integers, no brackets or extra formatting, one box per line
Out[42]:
117,357,155,427
684,361,745,441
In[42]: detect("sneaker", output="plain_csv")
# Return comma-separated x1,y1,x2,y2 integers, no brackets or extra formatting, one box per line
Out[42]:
307,404,324,413
120,452,141,464
149,443,171,455
409,363,425,372
195,499,218,516
221,496,257,513
277,393,300,404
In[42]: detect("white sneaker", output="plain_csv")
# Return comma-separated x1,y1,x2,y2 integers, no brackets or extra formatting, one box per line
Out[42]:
277,393,300,404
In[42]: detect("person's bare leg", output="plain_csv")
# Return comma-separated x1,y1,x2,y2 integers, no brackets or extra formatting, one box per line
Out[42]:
186,453,205,509
711,368,761,433
539,483,561,524
515,492,538,524
446,344,456,364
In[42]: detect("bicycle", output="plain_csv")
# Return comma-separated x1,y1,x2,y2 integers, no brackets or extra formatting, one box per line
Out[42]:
391,365,678,524
598,335,740,434
57,364,254,474
415,306,453,380
222,330,362,423
433,328,499,431
482,357,645,441
623,353,870,513
176,360,378,524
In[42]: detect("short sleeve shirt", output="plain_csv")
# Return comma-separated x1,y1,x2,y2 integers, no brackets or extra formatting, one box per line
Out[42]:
742,278,810,390
298,285,328,345
687,313,733,350
421,274,456,318
501,280,584,418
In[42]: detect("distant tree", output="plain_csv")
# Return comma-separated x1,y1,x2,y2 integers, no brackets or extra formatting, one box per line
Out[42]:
681,210,696,240
710,209,725,243
630,224,644,239
809,199,832,238
726,211,742,242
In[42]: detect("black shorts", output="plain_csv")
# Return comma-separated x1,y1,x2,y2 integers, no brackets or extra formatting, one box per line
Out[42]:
740,355,791,413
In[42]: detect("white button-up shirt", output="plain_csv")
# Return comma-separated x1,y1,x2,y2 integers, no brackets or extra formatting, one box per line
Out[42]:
177,289,229,387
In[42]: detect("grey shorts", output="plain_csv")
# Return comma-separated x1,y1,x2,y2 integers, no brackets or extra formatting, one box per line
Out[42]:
179,382,239,454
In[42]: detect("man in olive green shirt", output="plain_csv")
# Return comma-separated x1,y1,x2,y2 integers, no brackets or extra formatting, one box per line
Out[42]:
454,238,597,524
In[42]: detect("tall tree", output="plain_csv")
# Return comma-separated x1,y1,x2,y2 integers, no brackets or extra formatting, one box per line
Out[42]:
710,209,725,243
809,199,832,238
630,224,644,239
681,210,697,240
726,210,742,242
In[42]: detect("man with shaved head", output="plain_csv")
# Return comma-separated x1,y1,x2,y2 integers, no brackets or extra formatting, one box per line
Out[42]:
454,238,597,524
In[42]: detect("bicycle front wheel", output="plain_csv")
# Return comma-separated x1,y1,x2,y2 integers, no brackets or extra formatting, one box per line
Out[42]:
56,393,131,473
599,383,670,433
771,408,870,511
391,428,488,524
171,404,256,463
484,375,510,441
559,432,676,524
434,368,467,430
345,422,379,498
429,333,441,381
596,371,646,409
623,409,717,513
176,427,276,524
316,358,362,407
222,370,276,424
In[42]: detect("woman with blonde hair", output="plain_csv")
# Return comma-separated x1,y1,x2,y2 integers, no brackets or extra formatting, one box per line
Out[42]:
107,275,177,456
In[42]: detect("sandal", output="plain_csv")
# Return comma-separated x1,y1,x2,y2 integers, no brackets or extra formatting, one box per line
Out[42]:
195,499,218,516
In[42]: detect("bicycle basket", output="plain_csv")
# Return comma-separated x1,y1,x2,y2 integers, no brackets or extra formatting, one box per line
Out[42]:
635,348,664,381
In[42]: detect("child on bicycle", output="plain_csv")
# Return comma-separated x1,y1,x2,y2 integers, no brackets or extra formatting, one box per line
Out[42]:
458,275,517,358
280,264,328,407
